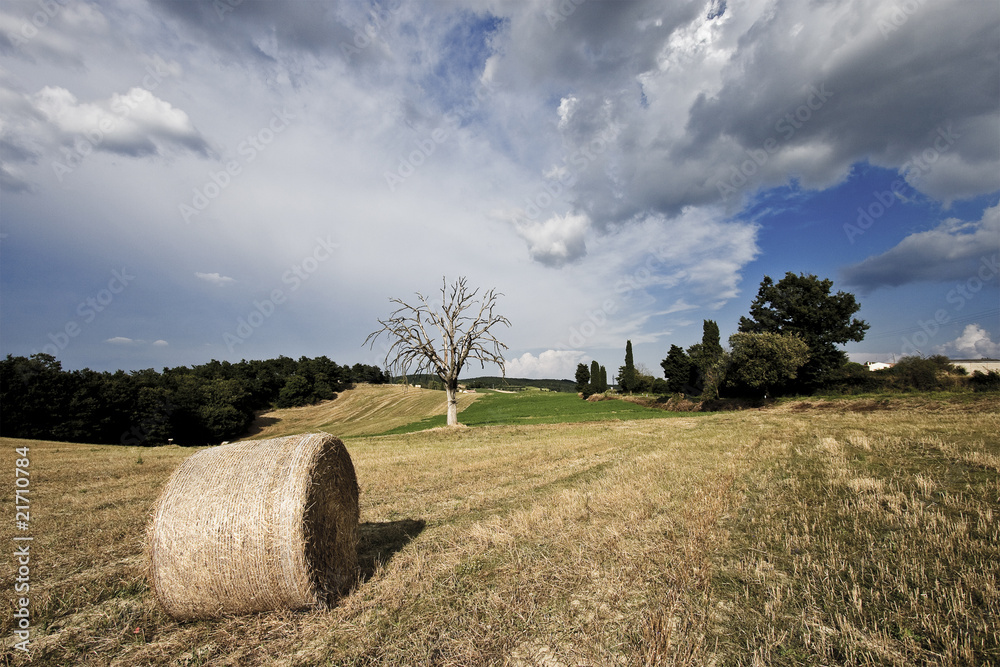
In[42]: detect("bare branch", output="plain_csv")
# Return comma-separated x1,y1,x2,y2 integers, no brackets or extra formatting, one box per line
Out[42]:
364,277,511,425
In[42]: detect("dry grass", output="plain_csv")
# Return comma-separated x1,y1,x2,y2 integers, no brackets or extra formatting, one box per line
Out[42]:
246,383,479,438
1,398,997,665
717,409,1000,666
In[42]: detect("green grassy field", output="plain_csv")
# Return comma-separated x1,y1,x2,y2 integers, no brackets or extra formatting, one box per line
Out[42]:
1,394,997,666
378,390,696,434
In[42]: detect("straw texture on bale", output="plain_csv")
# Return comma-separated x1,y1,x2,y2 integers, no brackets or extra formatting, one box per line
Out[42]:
148,433,359,621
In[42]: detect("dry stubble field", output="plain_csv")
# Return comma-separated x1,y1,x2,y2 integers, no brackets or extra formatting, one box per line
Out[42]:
1,396,998,666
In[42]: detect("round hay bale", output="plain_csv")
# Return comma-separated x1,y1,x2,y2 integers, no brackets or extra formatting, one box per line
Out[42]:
148,433,359,621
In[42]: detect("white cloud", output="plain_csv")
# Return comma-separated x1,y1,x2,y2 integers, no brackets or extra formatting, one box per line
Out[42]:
578,207,759,300
195,272,236,286
105,337,169,347
0,79,212,186
1,0,996,375
936,324,1000,359
504,207,758,351
556,95,579,131
514,212,590,267
660,299,699,315
504,350,588,380
0,0,112,65
28,85,212,158
105,336,136,345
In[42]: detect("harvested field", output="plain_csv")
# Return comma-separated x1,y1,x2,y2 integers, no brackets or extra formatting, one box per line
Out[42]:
1,397,997,665
246,383,479,438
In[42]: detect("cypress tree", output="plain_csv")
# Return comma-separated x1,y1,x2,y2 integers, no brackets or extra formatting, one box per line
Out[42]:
691,320,725,398
701,320,723,361
575,363,591,393
619,340,637,393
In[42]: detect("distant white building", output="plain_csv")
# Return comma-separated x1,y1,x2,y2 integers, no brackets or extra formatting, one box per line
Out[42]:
951,359,1000,374
864,361,893,371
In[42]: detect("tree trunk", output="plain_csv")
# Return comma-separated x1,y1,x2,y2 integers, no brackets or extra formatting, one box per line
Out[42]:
445,380,459,426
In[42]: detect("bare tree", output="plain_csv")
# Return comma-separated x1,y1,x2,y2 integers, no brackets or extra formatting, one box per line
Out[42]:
364,277,510,426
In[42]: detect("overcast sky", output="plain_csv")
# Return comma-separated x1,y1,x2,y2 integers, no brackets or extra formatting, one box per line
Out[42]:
2,0,998,380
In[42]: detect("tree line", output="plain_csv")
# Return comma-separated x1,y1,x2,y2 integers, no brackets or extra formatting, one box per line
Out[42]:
657,272,869,397
0,354,388,446
580,272,999,400
574,360,609,397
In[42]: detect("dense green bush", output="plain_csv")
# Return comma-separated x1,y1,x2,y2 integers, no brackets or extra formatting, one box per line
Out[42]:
650,378,670,395
726,332,810,398
821,356,983,394
887,355,964,392
822,362,892,394
969,370,1000,392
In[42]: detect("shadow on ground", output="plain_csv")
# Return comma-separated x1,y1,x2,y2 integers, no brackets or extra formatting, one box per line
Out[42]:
241,415,281,438
357,519,426,581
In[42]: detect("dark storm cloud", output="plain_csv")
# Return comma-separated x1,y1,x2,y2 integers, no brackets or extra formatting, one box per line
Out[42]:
496,0,1000,232
147,0,373,67
684,1,999,178
841,204,1000,292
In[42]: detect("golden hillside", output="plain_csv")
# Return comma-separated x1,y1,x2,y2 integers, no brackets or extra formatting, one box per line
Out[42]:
244,383,479,439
